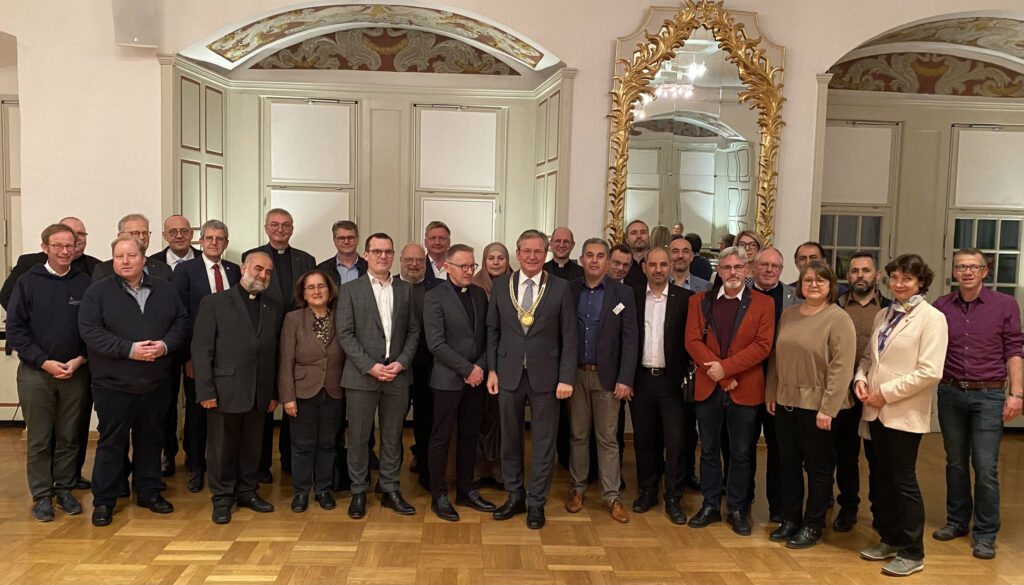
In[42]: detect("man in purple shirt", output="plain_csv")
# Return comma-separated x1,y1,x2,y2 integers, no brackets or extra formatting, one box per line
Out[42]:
932,247,1023,561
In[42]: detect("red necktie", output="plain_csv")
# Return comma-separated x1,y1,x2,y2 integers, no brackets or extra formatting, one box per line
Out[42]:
213,264,224,292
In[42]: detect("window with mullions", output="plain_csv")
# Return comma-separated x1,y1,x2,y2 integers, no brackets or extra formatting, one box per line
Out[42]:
951,217,1021,297
819,213,884,283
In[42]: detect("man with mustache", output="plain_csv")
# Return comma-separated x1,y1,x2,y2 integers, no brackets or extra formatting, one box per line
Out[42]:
191,252,284,524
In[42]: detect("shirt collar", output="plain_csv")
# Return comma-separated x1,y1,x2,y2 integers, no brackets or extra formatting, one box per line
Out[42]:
520,271,542,288
44,261,70,277
202,254,221,270
168,248,194,264
717,284,745,299
370,273,393,288
645,284,667,299
954,286,991,306
336,255,359,269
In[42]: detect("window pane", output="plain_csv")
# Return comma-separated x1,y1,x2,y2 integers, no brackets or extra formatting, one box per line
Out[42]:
954,219,973,250
820,215,835,246
995,286,1017,297
977,219,997,249
860,216,882,247
1000,220,1020,251
983,253,996,283
836,249,853,278
996,254,1018,284
837,215,858,247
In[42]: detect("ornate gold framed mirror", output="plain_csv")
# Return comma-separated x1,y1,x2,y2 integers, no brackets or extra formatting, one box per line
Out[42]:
606,0,785,246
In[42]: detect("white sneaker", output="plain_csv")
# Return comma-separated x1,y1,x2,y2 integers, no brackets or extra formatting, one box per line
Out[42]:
881,556,923,577
860,542,899,561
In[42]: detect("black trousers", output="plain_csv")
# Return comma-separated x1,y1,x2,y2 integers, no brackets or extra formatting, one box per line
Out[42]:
869,419,925,560
775,406,835,530
208,407,265,506
429,384,486,500
74,374,93,479
630,369,686,499
91,385,167,508
410,360,434,485
747,405,781,514
832,401,863,511
182,376,208,472
863,437,883,522
683,402,698,479
289,389,344,495
162,358,183,464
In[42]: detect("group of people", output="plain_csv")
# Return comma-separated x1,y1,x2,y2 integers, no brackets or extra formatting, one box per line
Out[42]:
4,211,1020,578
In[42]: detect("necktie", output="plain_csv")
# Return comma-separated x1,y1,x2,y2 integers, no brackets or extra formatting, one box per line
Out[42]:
213,263,224,292
521,278,534,335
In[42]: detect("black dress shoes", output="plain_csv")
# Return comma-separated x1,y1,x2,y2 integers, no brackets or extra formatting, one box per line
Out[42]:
770,520,800,542
381,490,416,515
348,493,367,519
492,494,527,520
256,470,273,484
212,504,232,524
292,493,309,513
432,496,460,522
187,470,204,493
664,497,687,525
786,526,822,549
316,491,336,510
687,505,722,528
632,490,658,513
526,506,545,529
237,493,274,513
726,510,751,536
832,509,857,533
136,494,174,514
92,505,113,527
456,490,496,512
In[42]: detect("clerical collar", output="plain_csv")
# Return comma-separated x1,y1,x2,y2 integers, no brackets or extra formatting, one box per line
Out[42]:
754,281,779,292
449,279,469,293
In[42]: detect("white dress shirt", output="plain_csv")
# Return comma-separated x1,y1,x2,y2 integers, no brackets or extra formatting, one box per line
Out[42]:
717,284,746,299
369,273,395,359
642,284,668,368
517,271,543,310
203,254,226,294
430,258,448,281
166,247,195,270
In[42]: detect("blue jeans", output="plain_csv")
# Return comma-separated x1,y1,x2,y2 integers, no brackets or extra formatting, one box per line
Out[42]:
937,383,1005,543
695,388,760,512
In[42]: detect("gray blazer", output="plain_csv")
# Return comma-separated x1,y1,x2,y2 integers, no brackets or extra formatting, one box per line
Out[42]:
424,281,488,391
336,274,420,390
781,283,801,312
486,271,577,392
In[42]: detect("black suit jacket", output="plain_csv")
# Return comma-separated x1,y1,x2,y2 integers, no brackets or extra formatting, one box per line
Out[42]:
423,262,446,290
570,276,639,392
316,255,368,287
635,282,693,391
486,271,577,392
93,257,173,283
190,286,284,413
171,256,241,333
624,258,648,290
243,244,316,311
424,281,488,391
149,246,202,268
0,252,100,309
691,255,713,281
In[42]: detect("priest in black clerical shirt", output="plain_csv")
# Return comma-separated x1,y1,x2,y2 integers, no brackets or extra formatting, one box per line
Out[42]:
544,227,584,283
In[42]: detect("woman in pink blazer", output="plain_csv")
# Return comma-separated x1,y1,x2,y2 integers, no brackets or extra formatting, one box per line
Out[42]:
853,254,947,577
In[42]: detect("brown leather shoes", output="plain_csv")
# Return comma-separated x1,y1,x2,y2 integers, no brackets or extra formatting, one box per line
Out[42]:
565,489,584,513
609,499,629,523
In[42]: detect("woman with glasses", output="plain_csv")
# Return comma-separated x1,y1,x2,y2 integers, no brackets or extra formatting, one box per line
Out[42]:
766,260,856,549
278,269,345,513
854,254,947,577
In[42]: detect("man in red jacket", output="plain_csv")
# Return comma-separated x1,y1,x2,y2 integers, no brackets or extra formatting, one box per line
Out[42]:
684,246,774,536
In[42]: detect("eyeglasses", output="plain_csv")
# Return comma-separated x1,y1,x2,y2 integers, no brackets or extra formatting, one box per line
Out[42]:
202,236,227,243
267,222,293,231
757,263,782,271
402,257,426,264
368,249,395,258
953,264,985,274
47,244,75,252
166,229,192,237
122,230,151,238
719,264,747,273
802,278,828,287
304,283,329,291
334,235,357,242
447,263,479,272
737,241,759,249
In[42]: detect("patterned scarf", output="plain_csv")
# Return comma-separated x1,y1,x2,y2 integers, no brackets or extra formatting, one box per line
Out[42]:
312,310,332,345
877,294,924,353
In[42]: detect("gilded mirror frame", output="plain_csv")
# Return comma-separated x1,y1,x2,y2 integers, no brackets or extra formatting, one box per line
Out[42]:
606,0,785,245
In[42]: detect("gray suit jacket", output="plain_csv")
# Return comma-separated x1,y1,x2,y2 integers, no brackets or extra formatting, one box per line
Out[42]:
780,283,801,311
336,274,420,390
424,281,488,391
487,271,577,392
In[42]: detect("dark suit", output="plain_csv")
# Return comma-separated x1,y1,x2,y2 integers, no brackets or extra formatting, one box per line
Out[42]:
487,270,577,508
568,276,638,501
336,274,420,495
149,246,202,268
423,261,446,290
316,255,367,287
632,283,694,501
423,280,489,500
93,257,173,282
171,257,241,475
624,258,648,290
244,243,316,474
403,276,441,489
191,285,284,506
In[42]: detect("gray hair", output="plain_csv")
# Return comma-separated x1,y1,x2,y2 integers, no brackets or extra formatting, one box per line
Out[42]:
581,237,609,255
264,208,293,223
117,213,149,233
719,246,748,265
516,229,549,251
753,246,782,265
243,250,272,267
200,219,229,240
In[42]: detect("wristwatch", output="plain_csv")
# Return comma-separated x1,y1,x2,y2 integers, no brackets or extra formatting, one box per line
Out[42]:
1011,392,1024,399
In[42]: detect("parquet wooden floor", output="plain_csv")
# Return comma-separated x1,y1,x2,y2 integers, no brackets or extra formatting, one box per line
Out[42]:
0,426,1020,584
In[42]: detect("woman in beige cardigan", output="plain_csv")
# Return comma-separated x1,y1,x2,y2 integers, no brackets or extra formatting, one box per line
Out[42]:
854,254,947,577
278,270,345,513
766,261,856,549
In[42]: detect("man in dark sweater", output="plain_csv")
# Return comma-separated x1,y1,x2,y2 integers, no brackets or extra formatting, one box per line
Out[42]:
78,235,188,527
6,224,93,522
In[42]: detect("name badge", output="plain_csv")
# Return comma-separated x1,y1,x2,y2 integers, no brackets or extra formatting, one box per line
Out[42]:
612,302,625,315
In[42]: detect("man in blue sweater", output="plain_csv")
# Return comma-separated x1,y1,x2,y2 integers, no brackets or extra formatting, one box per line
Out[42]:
6,224,93,522
78,235,189,527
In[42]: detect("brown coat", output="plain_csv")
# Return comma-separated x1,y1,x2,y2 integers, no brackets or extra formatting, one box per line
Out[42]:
278,308,345,403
